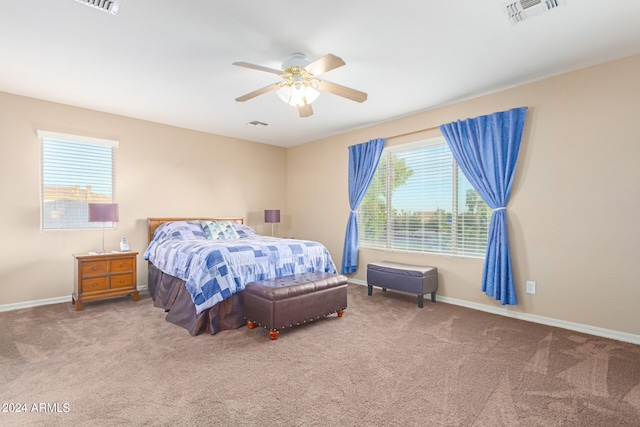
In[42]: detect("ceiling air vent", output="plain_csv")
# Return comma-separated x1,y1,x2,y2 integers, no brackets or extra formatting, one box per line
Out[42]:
74,0,121,15
501,0,562,24
246,121,269,128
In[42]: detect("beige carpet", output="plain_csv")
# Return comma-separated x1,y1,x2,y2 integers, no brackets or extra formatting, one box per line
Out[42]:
1,284,639,427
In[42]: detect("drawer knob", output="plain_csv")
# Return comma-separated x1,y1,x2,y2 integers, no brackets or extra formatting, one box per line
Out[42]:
92,282,98,287
92,266,97,271
119,263,125,267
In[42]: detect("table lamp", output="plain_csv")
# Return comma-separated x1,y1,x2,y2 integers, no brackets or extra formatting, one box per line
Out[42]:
88,203,119,253
264,209,280,237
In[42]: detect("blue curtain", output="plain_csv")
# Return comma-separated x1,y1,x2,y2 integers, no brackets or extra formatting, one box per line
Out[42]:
439,107,526,305
341,138,386,274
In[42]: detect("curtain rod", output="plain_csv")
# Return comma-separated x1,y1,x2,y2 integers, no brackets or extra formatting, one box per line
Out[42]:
384,107,529,141
385,125,441,141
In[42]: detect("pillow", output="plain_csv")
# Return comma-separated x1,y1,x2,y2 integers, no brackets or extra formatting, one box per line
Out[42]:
153,220,207,241
232,222,259,238
200,220,240,240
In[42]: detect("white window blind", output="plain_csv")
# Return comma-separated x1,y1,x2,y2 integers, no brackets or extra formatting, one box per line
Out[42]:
359,137,491,258
39,131,118,230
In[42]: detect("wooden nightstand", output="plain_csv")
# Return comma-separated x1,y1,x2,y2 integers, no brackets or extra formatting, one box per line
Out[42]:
72,252,139,311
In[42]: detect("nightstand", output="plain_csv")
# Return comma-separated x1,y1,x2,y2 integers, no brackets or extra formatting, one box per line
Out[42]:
72,252,139,311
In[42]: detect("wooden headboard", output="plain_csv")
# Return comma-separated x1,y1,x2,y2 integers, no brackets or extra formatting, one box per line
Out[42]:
147,217,244,243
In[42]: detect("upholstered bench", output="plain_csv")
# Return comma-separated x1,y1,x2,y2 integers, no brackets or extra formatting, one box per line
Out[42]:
367,261,438,308
243,272,348,340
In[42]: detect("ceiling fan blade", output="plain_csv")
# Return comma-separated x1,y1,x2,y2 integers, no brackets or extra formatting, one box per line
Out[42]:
304,54,345,76
235,83,280,102
317,80,368,103
298,103,313,118
232,62,282,75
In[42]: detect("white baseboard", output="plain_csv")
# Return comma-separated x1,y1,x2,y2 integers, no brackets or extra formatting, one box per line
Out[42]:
0,295,72,312
0,285,149,313
349,279,640,345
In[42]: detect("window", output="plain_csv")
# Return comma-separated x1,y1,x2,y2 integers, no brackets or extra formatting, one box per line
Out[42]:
39,131,118,230
359,137,491,258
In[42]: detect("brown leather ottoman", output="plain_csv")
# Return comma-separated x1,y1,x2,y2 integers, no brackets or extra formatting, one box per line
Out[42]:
243,272,348,340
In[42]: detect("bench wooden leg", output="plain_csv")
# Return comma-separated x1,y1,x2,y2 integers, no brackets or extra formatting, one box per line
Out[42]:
431,292,437,303
418,294,424,308
367,285,372,296
269,329,279,340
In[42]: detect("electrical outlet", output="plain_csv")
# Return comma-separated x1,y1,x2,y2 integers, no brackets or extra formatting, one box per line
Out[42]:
526,281,537,294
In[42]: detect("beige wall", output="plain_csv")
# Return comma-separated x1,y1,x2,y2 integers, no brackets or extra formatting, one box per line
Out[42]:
287,54,640,337
2,54,639,339
0,92,286,305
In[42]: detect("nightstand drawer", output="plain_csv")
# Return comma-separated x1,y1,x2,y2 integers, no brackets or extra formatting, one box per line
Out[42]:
82,277,109,293
110,274,133,289
82,261,108,276
111,258,133,273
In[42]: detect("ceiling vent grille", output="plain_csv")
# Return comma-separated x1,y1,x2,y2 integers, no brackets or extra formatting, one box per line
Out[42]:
246,121,269,128
501,0,562,24
74,0,121,15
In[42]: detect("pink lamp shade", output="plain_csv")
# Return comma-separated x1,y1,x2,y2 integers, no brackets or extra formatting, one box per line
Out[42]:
88,203,119,223
264,209,280,223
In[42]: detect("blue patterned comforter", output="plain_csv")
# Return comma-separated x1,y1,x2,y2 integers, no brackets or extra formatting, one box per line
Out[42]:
144,222,337,315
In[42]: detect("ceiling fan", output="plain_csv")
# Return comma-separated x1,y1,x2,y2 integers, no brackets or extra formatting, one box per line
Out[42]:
233,53,368,118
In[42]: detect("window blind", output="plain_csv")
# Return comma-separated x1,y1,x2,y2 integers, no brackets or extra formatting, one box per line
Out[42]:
39,132,117,230
359,137,491,258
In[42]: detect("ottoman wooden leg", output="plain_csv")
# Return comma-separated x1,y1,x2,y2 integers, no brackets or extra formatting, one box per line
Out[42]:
269,329,279,340
247,320,255,329
337,309,344,317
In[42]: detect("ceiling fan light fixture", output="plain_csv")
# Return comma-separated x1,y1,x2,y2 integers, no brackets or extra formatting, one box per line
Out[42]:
233,52,367,117
276,84,320,107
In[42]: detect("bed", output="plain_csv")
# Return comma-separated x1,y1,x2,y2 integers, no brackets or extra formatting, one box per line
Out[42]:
144,217,338,335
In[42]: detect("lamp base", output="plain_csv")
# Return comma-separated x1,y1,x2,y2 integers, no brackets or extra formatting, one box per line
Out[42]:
98,227,107,254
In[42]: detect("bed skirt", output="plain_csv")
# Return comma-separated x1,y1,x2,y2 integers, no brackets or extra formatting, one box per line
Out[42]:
148,263,246,336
